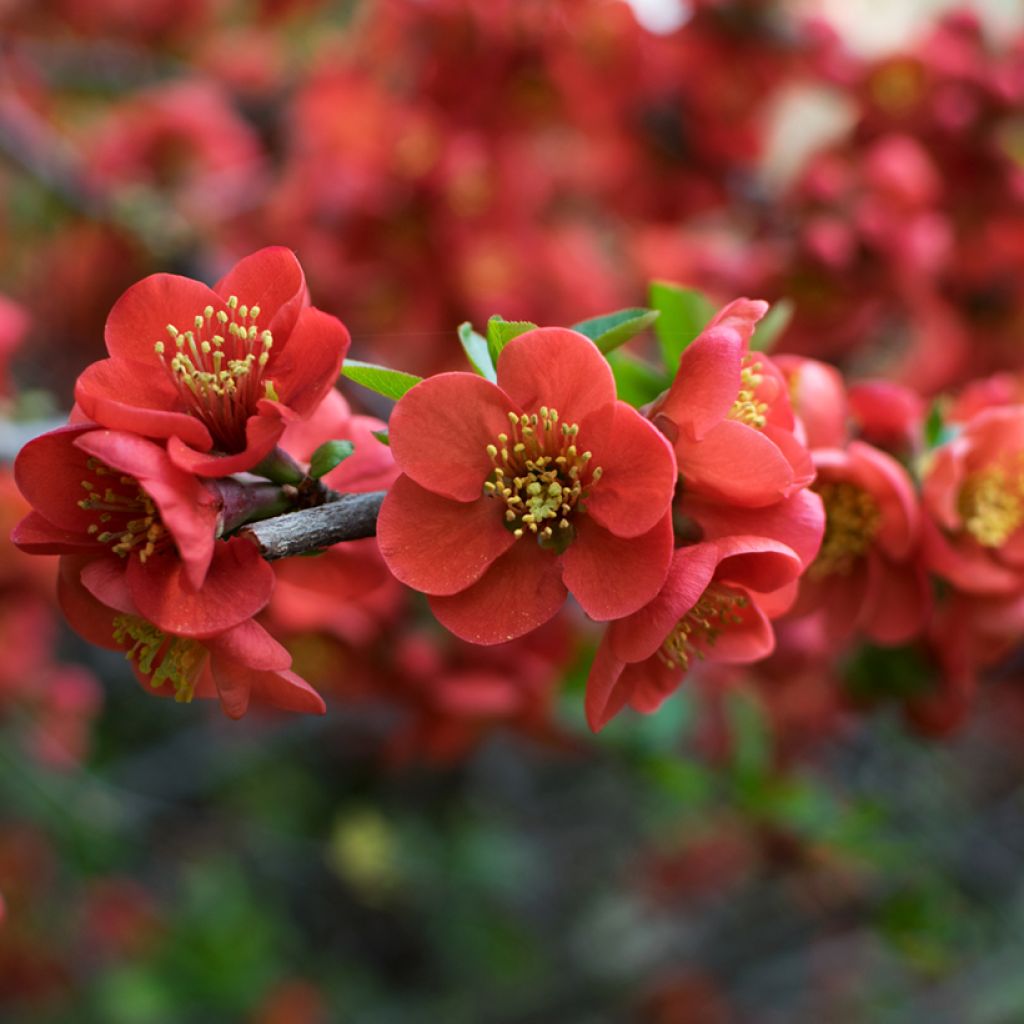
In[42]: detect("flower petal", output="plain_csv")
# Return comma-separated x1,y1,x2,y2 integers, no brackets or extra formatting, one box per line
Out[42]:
215,247,309,339
583,402,677,539
57,556,124,648
607,542,720,662
377,474,515,595
269,307,350,418
15,424,101,532
428,540,566,644
676,419,794,506
11,511,99,555
205,617,292,671
562,511,674,622
73,429,218,590
127,537,275,638
861,553,931,645
496,328,616,427
389,373,518,501
584,635,633,731
166,412,284,478
651,327,743,441
104,273,223,365
713,535,805,594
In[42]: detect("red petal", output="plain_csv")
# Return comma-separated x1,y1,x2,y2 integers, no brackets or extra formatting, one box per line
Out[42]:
75,358,212,450
698,592,775,663
166,412,284,477
73,430,218,590
607,543,719,662
127,537,274,638
428,540,566,644
714,535,804,594
12,510,99,555
269,307,350,418
763,422,815,490
584,635,633,731
80,556,136,614
496,328,616,427
922,515,1022,594
104,273,222,365
205,617,291,671
847,441,919,560
377,474,515,595
562,511,674,622
15,424,100,531
682,489,825,570
676,419,794,507
389,373,516,502
57,556,124,649
583,402,677,539
653,328,743,440
274,539,390,602
861,554,931,645
214,247,308,340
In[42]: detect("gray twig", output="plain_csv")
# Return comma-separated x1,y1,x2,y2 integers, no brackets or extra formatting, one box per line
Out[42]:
239,490,386,559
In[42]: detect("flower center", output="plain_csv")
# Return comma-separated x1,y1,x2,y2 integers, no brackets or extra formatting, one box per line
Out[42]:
660,586,748,671
483,407,602,553
154,295,278,452
78,457,167,562
809,480,881,579
112,615,204,703
959,466,1024,548
730,358,768,429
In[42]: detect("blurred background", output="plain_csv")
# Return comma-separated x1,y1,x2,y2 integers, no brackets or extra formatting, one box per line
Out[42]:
2,1,1024,1021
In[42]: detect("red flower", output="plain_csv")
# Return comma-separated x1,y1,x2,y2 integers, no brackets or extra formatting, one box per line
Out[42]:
796,442,929,645
74,247,350,477
12,424,274,637
650,299,814,507
922,406,1024,595
585,536,805,731
377,328,677,643
58,556,323,719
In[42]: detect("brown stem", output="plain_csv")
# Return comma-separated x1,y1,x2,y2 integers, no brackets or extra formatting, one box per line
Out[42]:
239,491,385,560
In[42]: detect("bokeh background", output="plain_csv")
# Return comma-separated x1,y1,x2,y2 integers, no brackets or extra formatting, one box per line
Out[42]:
3,1,1024,1021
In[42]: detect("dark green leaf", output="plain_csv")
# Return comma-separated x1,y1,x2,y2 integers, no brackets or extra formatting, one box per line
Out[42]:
486,315,537,365
371,428,390,447
309,439,354,480
341,360,423,401
607,350,669,408
572,307,660,354
457,321,496,381
750,298,794,352
649,281,715,370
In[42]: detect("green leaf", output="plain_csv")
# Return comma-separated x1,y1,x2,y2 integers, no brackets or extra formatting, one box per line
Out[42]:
457,321,496,381
649,281,715,371
572,307,660,354
341,359,422,401
309,439,354,480
750,298,794,352
371,428,390,447
486,315,537,365
606,350,669,408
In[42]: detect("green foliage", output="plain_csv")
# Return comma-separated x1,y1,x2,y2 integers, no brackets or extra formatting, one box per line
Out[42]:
371,427,390,446
649,280,715,371
308,439,355,480
750,298,794,352
457,321,497,381
606,350,669,408
341,359,423,400
571,307,660,353
486,315,537,364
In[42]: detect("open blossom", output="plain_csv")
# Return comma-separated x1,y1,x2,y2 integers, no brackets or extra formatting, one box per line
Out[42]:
585,536,806,731
796,442,928,645
58,555,323,718
377,327,677,643
649,299,813,507
74,247,350,477
922,406,1024,595
12,424,274,636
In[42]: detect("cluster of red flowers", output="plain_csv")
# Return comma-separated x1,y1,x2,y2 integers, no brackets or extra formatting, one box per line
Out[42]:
13,247,357,718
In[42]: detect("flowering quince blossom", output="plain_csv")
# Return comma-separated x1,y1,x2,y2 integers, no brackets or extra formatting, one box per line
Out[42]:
649,298,813,507
57,556,323,718
377,327,678,644
922,406,1024,595
585,536,807,731
74,247,350,477
11,424,274,637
